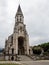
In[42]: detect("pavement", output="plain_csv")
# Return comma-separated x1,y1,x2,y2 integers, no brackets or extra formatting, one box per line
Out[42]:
20,60,49,65
0,60,49,65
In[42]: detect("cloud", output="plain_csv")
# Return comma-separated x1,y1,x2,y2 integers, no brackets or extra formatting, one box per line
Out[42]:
0,0,49,48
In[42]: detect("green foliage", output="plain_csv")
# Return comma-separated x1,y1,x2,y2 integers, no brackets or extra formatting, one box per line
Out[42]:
32,42,49,56
32,46,42,55
43,52,49,56
47,49,49,52
39,42,49,52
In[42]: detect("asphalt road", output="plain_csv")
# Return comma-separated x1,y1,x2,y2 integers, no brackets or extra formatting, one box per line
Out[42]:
0,60,49,65
20,60,49,65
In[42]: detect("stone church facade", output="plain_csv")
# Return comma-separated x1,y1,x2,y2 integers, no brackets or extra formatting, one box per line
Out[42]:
5,5,30,61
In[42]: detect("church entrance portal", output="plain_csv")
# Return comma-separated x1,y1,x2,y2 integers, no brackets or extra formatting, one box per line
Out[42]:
11,56,14,61
18,37,25,55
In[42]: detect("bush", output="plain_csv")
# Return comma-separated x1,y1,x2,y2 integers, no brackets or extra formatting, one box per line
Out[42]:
43,52,48,56
33,46,42,55
40,42,49,52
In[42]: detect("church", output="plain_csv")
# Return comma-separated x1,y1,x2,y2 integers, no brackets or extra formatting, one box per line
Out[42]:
5,5,32,61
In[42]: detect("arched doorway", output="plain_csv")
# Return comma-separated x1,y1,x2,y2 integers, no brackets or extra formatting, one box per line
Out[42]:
18,37,25,55
11,48,14,61
11,56,14,61
12,48,14,54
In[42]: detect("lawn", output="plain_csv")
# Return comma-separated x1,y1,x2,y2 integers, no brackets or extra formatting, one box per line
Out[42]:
0,64,20,65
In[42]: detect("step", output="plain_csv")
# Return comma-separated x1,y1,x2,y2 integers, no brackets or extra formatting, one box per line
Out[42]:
17,55,32,61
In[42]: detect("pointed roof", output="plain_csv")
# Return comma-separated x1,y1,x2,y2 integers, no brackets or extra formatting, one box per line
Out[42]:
17,5,22,13
15,5,23,17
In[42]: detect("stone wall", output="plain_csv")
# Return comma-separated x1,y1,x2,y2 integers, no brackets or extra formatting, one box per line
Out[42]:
0,53,5,60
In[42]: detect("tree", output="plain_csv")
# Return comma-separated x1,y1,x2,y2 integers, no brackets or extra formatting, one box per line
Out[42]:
32,46,42,55
40,42,49,52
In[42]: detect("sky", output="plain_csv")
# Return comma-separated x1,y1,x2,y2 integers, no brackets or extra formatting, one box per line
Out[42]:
0,0,49,48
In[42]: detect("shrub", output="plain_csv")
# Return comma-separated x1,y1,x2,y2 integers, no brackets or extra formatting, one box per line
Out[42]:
40,42,49,52
33,46,42,55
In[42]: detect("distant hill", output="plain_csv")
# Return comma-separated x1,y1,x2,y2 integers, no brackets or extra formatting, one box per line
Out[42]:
0,48,4,53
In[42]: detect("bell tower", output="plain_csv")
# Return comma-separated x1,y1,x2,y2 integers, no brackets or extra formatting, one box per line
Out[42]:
14,5,24,33
13,5,29,55
15,5,24,23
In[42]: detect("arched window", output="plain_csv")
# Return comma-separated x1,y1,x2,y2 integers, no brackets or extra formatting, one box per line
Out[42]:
12,48,14,54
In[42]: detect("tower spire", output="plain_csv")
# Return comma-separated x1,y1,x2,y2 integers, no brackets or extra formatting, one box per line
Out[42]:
15,5,23,17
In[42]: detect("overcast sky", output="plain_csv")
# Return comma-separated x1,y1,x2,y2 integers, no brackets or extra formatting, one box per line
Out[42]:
0,0,49,48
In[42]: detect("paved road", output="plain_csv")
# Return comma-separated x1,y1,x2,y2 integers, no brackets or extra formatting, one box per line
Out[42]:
20,60,49,65
0,60,49,65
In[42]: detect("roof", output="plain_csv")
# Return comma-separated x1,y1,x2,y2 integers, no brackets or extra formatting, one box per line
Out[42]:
15,5,23,17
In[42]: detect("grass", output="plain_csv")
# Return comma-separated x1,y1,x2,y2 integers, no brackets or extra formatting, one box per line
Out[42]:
0,64,20,65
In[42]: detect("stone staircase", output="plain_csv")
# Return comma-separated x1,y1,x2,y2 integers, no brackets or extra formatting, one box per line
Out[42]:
17,55,32,61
